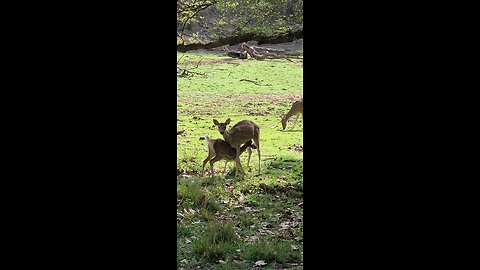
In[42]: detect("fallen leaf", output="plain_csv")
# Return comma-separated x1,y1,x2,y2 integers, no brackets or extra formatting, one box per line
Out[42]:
254,260,267,267
262,223,273,228
294,236,303,242
279,221,290,230
246,235,258,242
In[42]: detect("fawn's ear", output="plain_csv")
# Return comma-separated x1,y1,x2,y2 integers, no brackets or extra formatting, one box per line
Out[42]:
213,119,219,125
225,118,231,125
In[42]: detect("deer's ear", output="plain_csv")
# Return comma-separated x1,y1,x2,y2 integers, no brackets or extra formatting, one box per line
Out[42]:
225,118,231,125
213,119,219,125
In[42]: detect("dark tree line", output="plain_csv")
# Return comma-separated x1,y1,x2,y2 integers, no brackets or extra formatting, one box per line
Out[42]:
177,0,303,52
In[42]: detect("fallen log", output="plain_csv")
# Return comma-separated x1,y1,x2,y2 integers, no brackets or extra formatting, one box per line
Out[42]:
177,29,302,52
251,46,286,53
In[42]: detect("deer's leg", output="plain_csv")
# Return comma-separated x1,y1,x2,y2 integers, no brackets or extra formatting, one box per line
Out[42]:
289,114,300,130
234,146,246,176
222,160,228,174
209,160,215,178
253,138,261,174
247,147,252,168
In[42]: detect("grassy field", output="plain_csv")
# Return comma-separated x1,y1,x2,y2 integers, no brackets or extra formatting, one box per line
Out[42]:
177,51,303,269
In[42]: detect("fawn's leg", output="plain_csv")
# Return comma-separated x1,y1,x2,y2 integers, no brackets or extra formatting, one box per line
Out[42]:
247,147,252,168
253,138,261,174
209,156,224,178
234,146,246,176
202,144,216,177
202,153,214,177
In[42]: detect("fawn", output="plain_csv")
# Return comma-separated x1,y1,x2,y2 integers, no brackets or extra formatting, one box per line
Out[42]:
200,136,256,177
213,118,261,176
281,98,303,130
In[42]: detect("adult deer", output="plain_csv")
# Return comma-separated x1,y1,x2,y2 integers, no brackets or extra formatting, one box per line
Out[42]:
281,98,303,130
213,118,261,176
200,136,256,177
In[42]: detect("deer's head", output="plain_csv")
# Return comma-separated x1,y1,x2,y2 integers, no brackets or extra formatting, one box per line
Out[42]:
280,114,287,130
213,118,231,135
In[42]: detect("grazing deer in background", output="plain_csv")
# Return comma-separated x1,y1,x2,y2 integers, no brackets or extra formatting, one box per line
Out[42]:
200,136,256,177
213,118,261,176
281,98,303,130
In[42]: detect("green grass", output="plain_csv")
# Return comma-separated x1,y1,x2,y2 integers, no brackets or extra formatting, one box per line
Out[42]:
177,51,303,269
177,179,220,211
243,240,302,263
177,53,303,94
192,221,239,262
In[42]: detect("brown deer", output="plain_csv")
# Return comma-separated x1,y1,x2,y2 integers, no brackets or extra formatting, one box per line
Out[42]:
200,136,256,177
213,118,261,176
281,98,303,130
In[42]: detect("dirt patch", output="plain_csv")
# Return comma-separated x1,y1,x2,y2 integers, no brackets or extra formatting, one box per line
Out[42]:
191,39,304,55
245,93,303,105
179,58,242,66
289,144,303,152
248,110,270,116
178,92,302,116
222,93,302,106
259,183,303,197
177,168,199,178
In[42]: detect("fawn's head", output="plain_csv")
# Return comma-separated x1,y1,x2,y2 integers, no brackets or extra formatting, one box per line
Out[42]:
213,118,231,135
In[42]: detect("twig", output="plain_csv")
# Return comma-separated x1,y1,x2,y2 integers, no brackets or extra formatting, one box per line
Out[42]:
194,57,204,68
177,53,185,65
177,197,184,207
239,79,272,86
177,67,207,77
